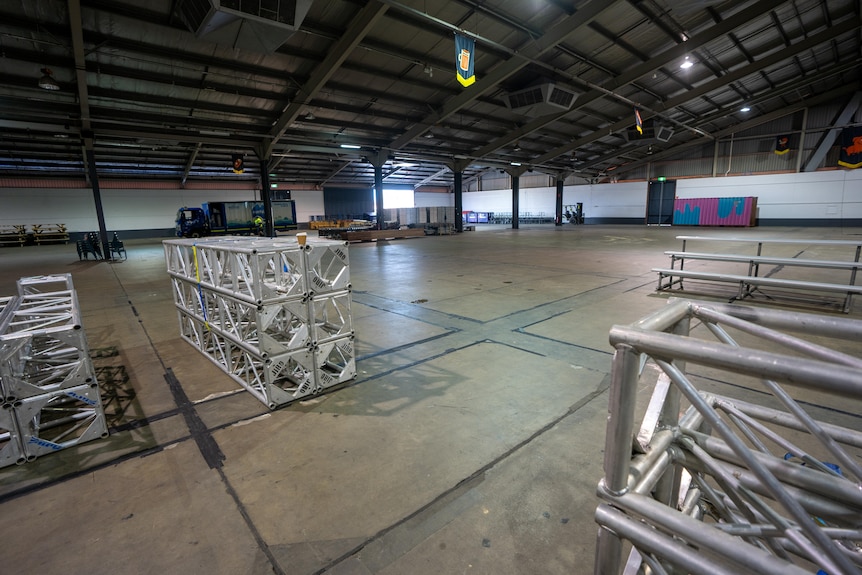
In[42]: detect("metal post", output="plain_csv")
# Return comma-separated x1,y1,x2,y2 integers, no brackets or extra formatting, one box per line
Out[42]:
259,164,274,237
84,147,110,260
555,174,565,226
511,173,520,229
453,170,463,233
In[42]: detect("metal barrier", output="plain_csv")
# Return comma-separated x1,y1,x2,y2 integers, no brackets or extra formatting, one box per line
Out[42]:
595,299,862,575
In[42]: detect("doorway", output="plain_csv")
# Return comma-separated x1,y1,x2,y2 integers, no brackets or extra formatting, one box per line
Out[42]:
646,179,676,225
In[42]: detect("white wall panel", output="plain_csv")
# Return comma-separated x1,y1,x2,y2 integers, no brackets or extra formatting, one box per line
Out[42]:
677,171,862,220
415,191,453,207
2,170,861,232
463,189,512,212
292,189,325,223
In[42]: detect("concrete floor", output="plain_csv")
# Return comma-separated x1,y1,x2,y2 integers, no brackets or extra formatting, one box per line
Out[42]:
0,224,860,575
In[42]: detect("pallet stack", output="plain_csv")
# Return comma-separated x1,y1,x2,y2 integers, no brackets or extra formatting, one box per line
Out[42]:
163,236,356,409
0,274,108,468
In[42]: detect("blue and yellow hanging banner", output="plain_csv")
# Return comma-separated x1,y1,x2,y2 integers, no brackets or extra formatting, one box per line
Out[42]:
634,108,644,135
455,34,475,87
774,135,790,155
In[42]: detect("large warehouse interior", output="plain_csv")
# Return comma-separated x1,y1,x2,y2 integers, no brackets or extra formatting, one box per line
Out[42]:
1,1,862,574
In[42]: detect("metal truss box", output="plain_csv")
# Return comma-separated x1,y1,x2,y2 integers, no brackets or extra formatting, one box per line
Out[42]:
164,236,308,305
177,309,322,408
16,383,109,461
0,276,109,467
313,335,356,390
166,236,356,409
163,235,350,303
16,273,75,296
308,290,354,346
171,276,312,356
0,330,96,401
304,241,350,296
0,402,24,468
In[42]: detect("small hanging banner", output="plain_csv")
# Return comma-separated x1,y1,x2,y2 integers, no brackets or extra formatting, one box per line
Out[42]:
634,108,644,135
838,126,862,169
232,153,244,174
455,33,476,87
774,135,790,155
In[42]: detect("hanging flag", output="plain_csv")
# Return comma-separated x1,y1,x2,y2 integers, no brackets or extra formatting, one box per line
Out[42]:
635,108,644,135
455,33,476,87
838,126,862,169
232,153,244,174
774,135,790,155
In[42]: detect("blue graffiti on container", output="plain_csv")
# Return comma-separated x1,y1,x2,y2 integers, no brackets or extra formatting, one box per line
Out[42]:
717,197,744,219
674,204,700,225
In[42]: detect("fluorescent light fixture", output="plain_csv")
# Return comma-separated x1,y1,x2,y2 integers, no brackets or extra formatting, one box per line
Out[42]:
340,144,361,149
679,57,693,69
740,106,751,112
510,162,521,166
270,183,278,188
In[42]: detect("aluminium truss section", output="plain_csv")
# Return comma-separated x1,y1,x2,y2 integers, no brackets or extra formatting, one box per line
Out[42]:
304,240,350,296
0,329,96,401
313,334,356,390
177,309,319,409
595,299,862,575
163,236,307,305
16,273,75,295
0,401,24,467
170,276,312,357
308,290,354,346
15,382,109,461
5,289,83,334
0,289,95,401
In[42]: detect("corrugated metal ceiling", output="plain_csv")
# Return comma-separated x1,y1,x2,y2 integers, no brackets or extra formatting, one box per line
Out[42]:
0,0,858,188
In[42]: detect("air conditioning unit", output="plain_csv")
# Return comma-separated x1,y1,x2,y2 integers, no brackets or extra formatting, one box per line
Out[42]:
504,83,578,117
656,125,674,142
176,0,312,52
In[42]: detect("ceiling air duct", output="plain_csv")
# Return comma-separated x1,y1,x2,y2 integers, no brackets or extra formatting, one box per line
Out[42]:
176,0,313,52
504,83,578,117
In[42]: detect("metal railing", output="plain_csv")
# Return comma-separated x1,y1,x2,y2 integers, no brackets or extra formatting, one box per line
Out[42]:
595,299,862,575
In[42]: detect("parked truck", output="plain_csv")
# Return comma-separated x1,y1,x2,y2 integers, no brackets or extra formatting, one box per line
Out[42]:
175,200,297,237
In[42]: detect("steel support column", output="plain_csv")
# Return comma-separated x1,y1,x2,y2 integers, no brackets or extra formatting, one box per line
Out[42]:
259,155,274,237
84,147,110,260
555,173,567,226
369,150,387,230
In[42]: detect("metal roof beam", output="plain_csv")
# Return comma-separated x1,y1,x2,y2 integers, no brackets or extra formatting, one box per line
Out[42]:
802,90,862,172
264,1,388,157
527,14,860,167
387,0,621,150
472,0,787,161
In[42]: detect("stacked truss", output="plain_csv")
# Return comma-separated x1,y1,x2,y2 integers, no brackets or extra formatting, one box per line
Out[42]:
164,236,356,409
595,299,862,575
0,274,108,468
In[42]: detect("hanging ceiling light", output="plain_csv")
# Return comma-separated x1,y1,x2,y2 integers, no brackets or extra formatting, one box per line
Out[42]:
304,111,316,120
679,56,693,70
38,67,60,91
740,106,751,112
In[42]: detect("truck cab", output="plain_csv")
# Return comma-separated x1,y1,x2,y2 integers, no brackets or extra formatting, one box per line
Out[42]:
175,207,209,237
